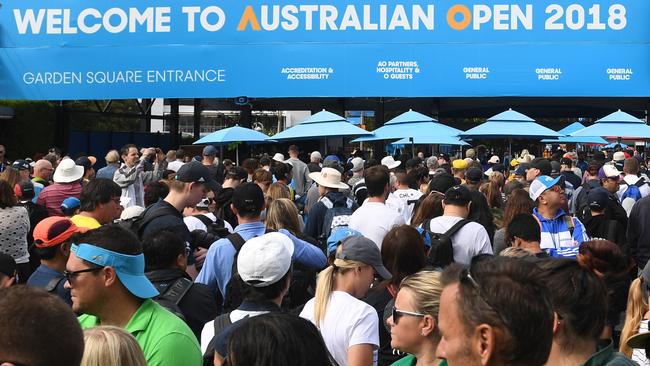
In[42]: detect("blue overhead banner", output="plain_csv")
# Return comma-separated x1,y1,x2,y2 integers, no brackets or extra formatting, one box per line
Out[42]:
0,0,648,99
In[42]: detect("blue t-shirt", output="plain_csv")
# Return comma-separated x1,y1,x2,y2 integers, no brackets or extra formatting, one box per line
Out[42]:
27,264,72,306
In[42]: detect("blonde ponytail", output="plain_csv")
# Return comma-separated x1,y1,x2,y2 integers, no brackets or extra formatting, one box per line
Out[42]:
620,278,648,357
313,247,366,327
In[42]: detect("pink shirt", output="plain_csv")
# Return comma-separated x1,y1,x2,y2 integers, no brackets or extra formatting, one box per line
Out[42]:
36,182,82,216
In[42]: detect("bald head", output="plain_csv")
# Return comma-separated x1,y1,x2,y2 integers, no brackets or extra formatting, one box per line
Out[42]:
33,159,53,180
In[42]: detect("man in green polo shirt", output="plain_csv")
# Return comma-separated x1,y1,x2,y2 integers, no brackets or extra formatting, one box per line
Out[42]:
64,225,202,366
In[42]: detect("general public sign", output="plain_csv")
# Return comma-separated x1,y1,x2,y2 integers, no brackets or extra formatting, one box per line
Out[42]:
0,0,648,99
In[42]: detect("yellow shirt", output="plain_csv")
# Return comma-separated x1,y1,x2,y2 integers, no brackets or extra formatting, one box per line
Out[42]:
70,215,101,229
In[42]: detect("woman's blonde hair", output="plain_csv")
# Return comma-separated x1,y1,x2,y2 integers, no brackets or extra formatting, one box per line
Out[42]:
81,326,147,366
266,182,291,203
620,277,648,357
313,244,366,327
266,198,302,234
399,271,443,322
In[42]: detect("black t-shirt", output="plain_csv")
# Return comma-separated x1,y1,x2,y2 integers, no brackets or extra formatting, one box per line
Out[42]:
362,286,405,366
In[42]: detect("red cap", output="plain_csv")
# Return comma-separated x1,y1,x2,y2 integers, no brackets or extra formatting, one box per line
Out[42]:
33,217,87,248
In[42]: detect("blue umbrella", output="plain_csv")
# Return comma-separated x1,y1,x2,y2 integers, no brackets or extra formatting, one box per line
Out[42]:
352,110,461,143
460,109,562,139
391,135,469,146
603,142,628,149
193,124,270,165
570,110,650,139
268,110,371,141
540,122,608,144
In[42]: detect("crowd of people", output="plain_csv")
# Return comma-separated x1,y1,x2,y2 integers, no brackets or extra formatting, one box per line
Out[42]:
1,141,650,366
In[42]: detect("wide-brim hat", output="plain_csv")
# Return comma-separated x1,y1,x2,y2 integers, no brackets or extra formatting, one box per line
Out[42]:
381,156,401,170
272,153,285,162
53,158,84,183
309,168,349,190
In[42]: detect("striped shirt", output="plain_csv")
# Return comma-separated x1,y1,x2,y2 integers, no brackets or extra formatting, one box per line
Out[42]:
532,208,589,258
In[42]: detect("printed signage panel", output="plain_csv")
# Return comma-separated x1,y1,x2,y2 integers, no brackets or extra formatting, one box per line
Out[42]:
0,0,648,99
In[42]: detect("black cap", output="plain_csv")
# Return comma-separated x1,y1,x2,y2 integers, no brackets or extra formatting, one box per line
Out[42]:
175,161,221,192
514,163,530,176
437,153,450,163
551,161,561,177
587,187,609,211
444,185,472,205
0,253,16,277
75,156,94,170
465,167,484,183
11,159,30,171
492,163,505,173
231,182,265,216
531,158,552,176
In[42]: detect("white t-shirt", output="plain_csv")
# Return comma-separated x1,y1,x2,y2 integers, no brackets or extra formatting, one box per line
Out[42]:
200,309,270,355
300,291,379,366
425,215,493,265
393,188,423,224
167,160,185,172
349,201,406,249
184,212,234,233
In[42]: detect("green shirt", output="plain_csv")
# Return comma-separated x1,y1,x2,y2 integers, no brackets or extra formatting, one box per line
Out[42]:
580,340,637,366
391,354,448,366
78,299,202,366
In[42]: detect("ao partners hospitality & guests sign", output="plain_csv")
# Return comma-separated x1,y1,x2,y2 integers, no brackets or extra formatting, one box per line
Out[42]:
0,0,648,99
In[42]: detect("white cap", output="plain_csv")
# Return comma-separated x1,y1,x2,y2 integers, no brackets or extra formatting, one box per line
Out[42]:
488,155,500,164
351,157,365,172
53,158,85,183
237,232,294,287
529,175,562,201
272,153,285,162
381,156,401,170
613,151,626,162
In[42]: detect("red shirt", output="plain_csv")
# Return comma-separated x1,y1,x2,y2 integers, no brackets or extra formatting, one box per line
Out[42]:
36,182,82,216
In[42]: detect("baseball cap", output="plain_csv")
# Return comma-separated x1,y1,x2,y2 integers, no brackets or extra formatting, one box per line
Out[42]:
310,151,322,161
196,197,211,209
203,145,217,156
514,163,530,176
326,227,363,257
444,185,472,205
529,175,562,201
175,161,221,192
613,151,626,162
14,180,34,198
237,232,294,287
530,158,552,176
587,187,609,211
231,182,265,214
61,197,81,215
488,155,500,164
75,156,96,170
465,167,484,183
71,243,159,299
0,253,16,278
451,159,468,170
491,163,505,173
337,236,392,279
11,159,30,171
428,173,456,194
324,155,340,162
381,156,401,170
550,161,561,177
351,157,365,172
272,153,285,162
465,148,476,159
598,164,620,180
33,216,87,248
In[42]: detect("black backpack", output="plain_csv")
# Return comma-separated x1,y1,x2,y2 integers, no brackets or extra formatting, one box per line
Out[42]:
151,277,194,321
422,218,471,268
119,204,180,240
192,214,231,239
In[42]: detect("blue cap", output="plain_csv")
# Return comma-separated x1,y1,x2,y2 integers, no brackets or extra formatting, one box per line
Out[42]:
323,155,340,162
326,227,362,256
203,145,218,156
11,159,30,171
61,197,81,215
71,243,159,299
587,187,609,211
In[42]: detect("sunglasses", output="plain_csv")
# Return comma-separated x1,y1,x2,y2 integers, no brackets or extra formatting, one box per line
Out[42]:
63,267,104,284
459,255,511,329
392,306,425,325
